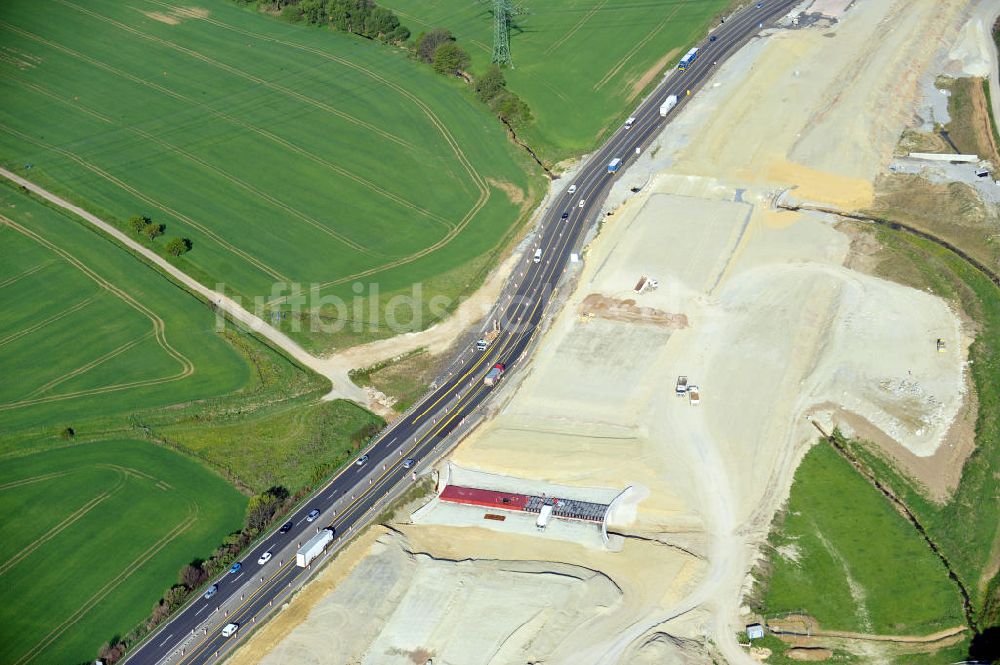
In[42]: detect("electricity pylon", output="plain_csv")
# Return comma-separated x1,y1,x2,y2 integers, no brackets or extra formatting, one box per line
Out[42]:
484,0,526,67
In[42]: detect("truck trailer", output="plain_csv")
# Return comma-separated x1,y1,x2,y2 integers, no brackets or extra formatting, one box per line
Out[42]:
678,48,699,71
484,362,506,386
607,158,622,173
659,95,678,117
476,320,501,351
296,528,334,567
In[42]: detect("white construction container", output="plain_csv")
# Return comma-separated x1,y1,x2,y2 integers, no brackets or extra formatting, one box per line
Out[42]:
536,504,554,530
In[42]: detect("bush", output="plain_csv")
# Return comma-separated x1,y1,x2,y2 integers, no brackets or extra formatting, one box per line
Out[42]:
492,90,533,129
59,426,75,440
127,215,149,235
143,223,164,240
476,64,506,103
165,237,191,256
415,28,453,64
432,41,469,75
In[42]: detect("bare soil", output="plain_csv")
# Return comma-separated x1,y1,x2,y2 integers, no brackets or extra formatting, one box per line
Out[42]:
579,293,688,328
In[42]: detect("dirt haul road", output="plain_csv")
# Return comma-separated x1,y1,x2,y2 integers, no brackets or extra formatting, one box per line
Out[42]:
229,0,976,663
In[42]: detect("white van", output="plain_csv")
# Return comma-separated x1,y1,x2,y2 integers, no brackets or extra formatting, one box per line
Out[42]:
222,623,240,638
624,117,637,129
533,248,542,263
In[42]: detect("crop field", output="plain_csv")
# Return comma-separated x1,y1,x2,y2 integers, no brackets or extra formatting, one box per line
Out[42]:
0,0,540,352
0,439,246,665
382,0,730,162
759,442,964,635
0,188,251,440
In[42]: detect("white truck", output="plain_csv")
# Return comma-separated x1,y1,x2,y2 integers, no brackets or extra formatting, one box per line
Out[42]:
296,528,334,567
675,376,688,396
659,95,678,117
688,385,701,405
536,503,554,530
476,320,500,351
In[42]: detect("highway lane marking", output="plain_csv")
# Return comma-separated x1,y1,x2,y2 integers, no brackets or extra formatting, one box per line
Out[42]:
194,605,207,616
232,572,244,583
158,634,174,647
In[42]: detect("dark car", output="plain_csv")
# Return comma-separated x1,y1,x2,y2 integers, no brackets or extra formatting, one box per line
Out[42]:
709,35,717,42
306,508,321,522
560,211,569,221
279,520,294,533
403,458,416,469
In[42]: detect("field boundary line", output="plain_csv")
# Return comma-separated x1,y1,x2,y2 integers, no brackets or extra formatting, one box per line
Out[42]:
0,214,194,412
12,502,199,665
2,30,451,240
57,0,414,150
0,293,99,349
0,120,289,282
24,331,153,399
0,259,53,289
544,0,609,56
0,467,126,577
592,3,681,92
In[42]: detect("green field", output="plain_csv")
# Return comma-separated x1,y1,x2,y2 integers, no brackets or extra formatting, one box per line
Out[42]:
0,0,541,352
0,439,246,665
382,0,730,162
759,442,964,635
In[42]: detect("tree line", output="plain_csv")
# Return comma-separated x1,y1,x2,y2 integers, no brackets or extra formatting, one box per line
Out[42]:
127,215,191,257
246,0,410,43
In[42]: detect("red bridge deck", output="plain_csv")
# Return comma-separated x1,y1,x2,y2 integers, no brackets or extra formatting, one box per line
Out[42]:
439,485,608,523
439,485,529,511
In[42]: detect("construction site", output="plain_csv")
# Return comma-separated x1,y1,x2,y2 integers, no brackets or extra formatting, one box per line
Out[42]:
227,0,997,662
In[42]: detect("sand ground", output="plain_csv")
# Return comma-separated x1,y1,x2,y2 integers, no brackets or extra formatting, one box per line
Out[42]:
230,0,979,663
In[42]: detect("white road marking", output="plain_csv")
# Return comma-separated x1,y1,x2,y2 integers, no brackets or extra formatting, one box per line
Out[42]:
233,572,244,582
195,605,207,616
158,633,174,647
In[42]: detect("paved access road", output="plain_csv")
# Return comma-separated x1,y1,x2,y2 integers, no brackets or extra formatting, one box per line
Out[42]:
126,2,800,663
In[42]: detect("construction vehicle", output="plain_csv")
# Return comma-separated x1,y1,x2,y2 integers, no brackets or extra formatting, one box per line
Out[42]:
659,95,678,117
675,376,688,396
296,528,334,567
936,338,946,353
635,276,659,294
476,320,500,351
688,385,700,405
484,362,506,386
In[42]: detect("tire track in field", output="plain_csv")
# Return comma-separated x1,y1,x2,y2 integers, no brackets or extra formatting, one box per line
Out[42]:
0,469,73,492
151,6,499,303
0,121,289,282
544,0,609,56
592,3,681,92
12,502,199,665
0,468,126,577
0,260,53,289
0,27,453,245
0,215,194,413
57,0,413,150
13,80,391,253
24,331,152,399
0,294,98,349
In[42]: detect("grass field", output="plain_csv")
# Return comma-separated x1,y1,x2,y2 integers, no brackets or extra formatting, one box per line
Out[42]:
0,0,542,352
0,187,251,440
381,0,731,163
0,439,246,665
758,442,964,635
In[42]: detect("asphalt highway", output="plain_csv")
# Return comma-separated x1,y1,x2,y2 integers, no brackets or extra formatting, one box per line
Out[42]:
126,2,801,663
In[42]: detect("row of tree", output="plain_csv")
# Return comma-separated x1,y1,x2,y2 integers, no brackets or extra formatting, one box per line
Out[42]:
254,0,410,44
413,29,533,129
127,215,191,257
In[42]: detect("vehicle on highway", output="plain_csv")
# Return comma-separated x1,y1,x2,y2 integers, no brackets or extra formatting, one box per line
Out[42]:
221,623,240,638
660,95,678,117
296,528,335,567
279,519,294,533
257,551,272,565
306,508,321,522
624,116,636,129
533,248,542,263
228,562,242,575
568,184,577,194
203,584,218,600
355,454,369,466
678,47,699,71
561,211,569,221
607,158,622,173
578,199,586,208
710,34,718,42
403,458,416,469
484,362,506,387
